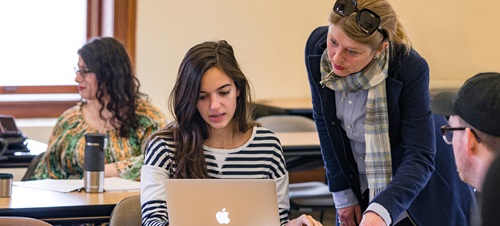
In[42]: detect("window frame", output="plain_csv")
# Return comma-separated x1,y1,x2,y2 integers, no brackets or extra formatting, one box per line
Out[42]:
0,0,137,118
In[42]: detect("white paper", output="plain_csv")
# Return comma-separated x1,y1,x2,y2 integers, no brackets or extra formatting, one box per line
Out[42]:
13,177,140,193
103,177,140,191
13,179,83,193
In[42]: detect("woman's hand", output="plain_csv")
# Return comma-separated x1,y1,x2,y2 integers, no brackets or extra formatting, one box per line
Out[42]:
337,204,362,226
285,214,323,226
359,211,386,226
104,163,119,177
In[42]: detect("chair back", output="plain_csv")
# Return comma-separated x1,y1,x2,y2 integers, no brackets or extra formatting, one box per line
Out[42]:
0,217,51,226
22,152,45,181
256,115,316,132
257,115,334,222
109,195,141,226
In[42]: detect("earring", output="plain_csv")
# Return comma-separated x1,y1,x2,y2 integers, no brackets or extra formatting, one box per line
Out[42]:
373,55,379,60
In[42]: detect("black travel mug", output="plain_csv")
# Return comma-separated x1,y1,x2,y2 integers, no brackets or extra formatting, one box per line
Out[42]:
83,133,107,193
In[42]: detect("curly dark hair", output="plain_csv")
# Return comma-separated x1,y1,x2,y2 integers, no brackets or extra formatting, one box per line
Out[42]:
77,37,146,137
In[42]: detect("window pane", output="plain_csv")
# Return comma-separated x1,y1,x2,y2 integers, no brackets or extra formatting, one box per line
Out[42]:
0,0,87,86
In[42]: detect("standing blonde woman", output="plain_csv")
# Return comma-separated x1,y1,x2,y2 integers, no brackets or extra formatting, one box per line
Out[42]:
305,0,476,225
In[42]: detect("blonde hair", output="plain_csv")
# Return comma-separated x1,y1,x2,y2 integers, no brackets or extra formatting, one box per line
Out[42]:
329,0,411,54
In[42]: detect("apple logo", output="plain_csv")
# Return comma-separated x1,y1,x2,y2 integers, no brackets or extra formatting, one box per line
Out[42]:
216,208,231,224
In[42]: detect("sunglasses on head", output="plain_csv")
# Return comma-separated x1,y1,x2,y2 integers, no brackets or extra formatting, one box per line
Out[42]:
333,0,383,35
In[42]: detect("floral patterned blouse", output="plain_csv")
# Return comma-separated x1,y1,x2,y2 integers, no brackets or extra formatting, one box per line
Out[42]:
31,99,166,180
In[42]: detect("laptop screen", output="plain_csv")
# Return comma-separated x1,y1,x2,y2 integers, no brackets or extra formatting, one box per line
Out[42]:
164,179,280,226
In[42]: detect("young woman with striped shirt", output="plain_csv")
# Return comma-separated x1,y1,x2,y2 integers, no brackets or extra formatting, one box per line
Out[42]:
140,40,322,226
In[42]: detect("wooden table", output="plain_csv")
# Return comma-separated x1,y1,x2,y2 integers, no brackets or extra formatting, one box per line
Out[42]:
254,97,313,119
276,132,320,157
275,131,323,172
0,186,139,225
0,132,321,224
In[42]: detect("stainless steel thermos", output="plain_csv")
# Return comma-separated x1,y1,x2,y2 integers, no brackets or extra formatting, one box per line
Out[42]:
83,133,107,193
0,173,13,197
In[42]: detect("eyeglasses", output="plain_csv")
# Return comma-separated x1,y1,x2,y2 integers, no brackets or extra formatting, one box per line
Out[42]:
440,125,481,145
74,67,93,78
333,0,383,35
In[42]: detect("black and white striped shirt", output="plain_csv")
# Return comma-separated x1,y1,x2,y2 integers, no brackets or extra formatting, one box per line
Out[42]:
140,126,290,226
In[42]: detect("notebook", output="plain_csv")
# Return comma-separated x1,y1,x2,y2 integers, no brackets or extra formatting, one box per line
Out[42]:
164,179,280,226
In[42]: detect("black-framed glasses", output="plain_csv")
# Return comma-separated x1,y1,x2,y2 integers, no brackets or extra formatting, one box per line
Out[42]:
333,0,383,35
74,67,93,78
440,125,481,145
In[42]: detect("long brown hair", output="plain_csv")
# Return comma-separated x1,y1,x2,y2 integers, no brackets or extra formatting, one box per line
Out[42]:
152,40,256,178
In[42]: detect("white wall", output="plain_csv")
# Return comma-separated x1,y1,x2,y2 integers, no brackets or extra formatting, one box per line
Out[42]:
389,0,500,88
136,0,333,119
136,0,500,121
16,118,56,144
21,0,500,140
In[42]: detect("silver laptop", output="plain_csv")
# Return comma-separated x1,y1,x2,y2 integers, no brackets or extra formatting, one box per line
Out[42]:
164,179,280,226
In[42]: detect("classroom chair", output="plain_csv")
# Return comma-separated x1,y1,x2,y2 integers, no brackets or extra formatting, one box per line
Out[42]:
109,195,142,226
0,217,52,226
256,115,335,222
21,152,45,181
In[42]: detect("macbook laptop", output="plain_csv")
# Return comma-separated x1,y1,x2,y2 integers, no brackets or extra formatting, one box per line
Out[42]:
164,179,280,226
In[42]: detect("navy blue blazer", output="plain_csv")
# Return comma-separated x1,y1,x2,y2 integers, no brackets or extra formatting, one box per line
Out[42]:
305,26,477,225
